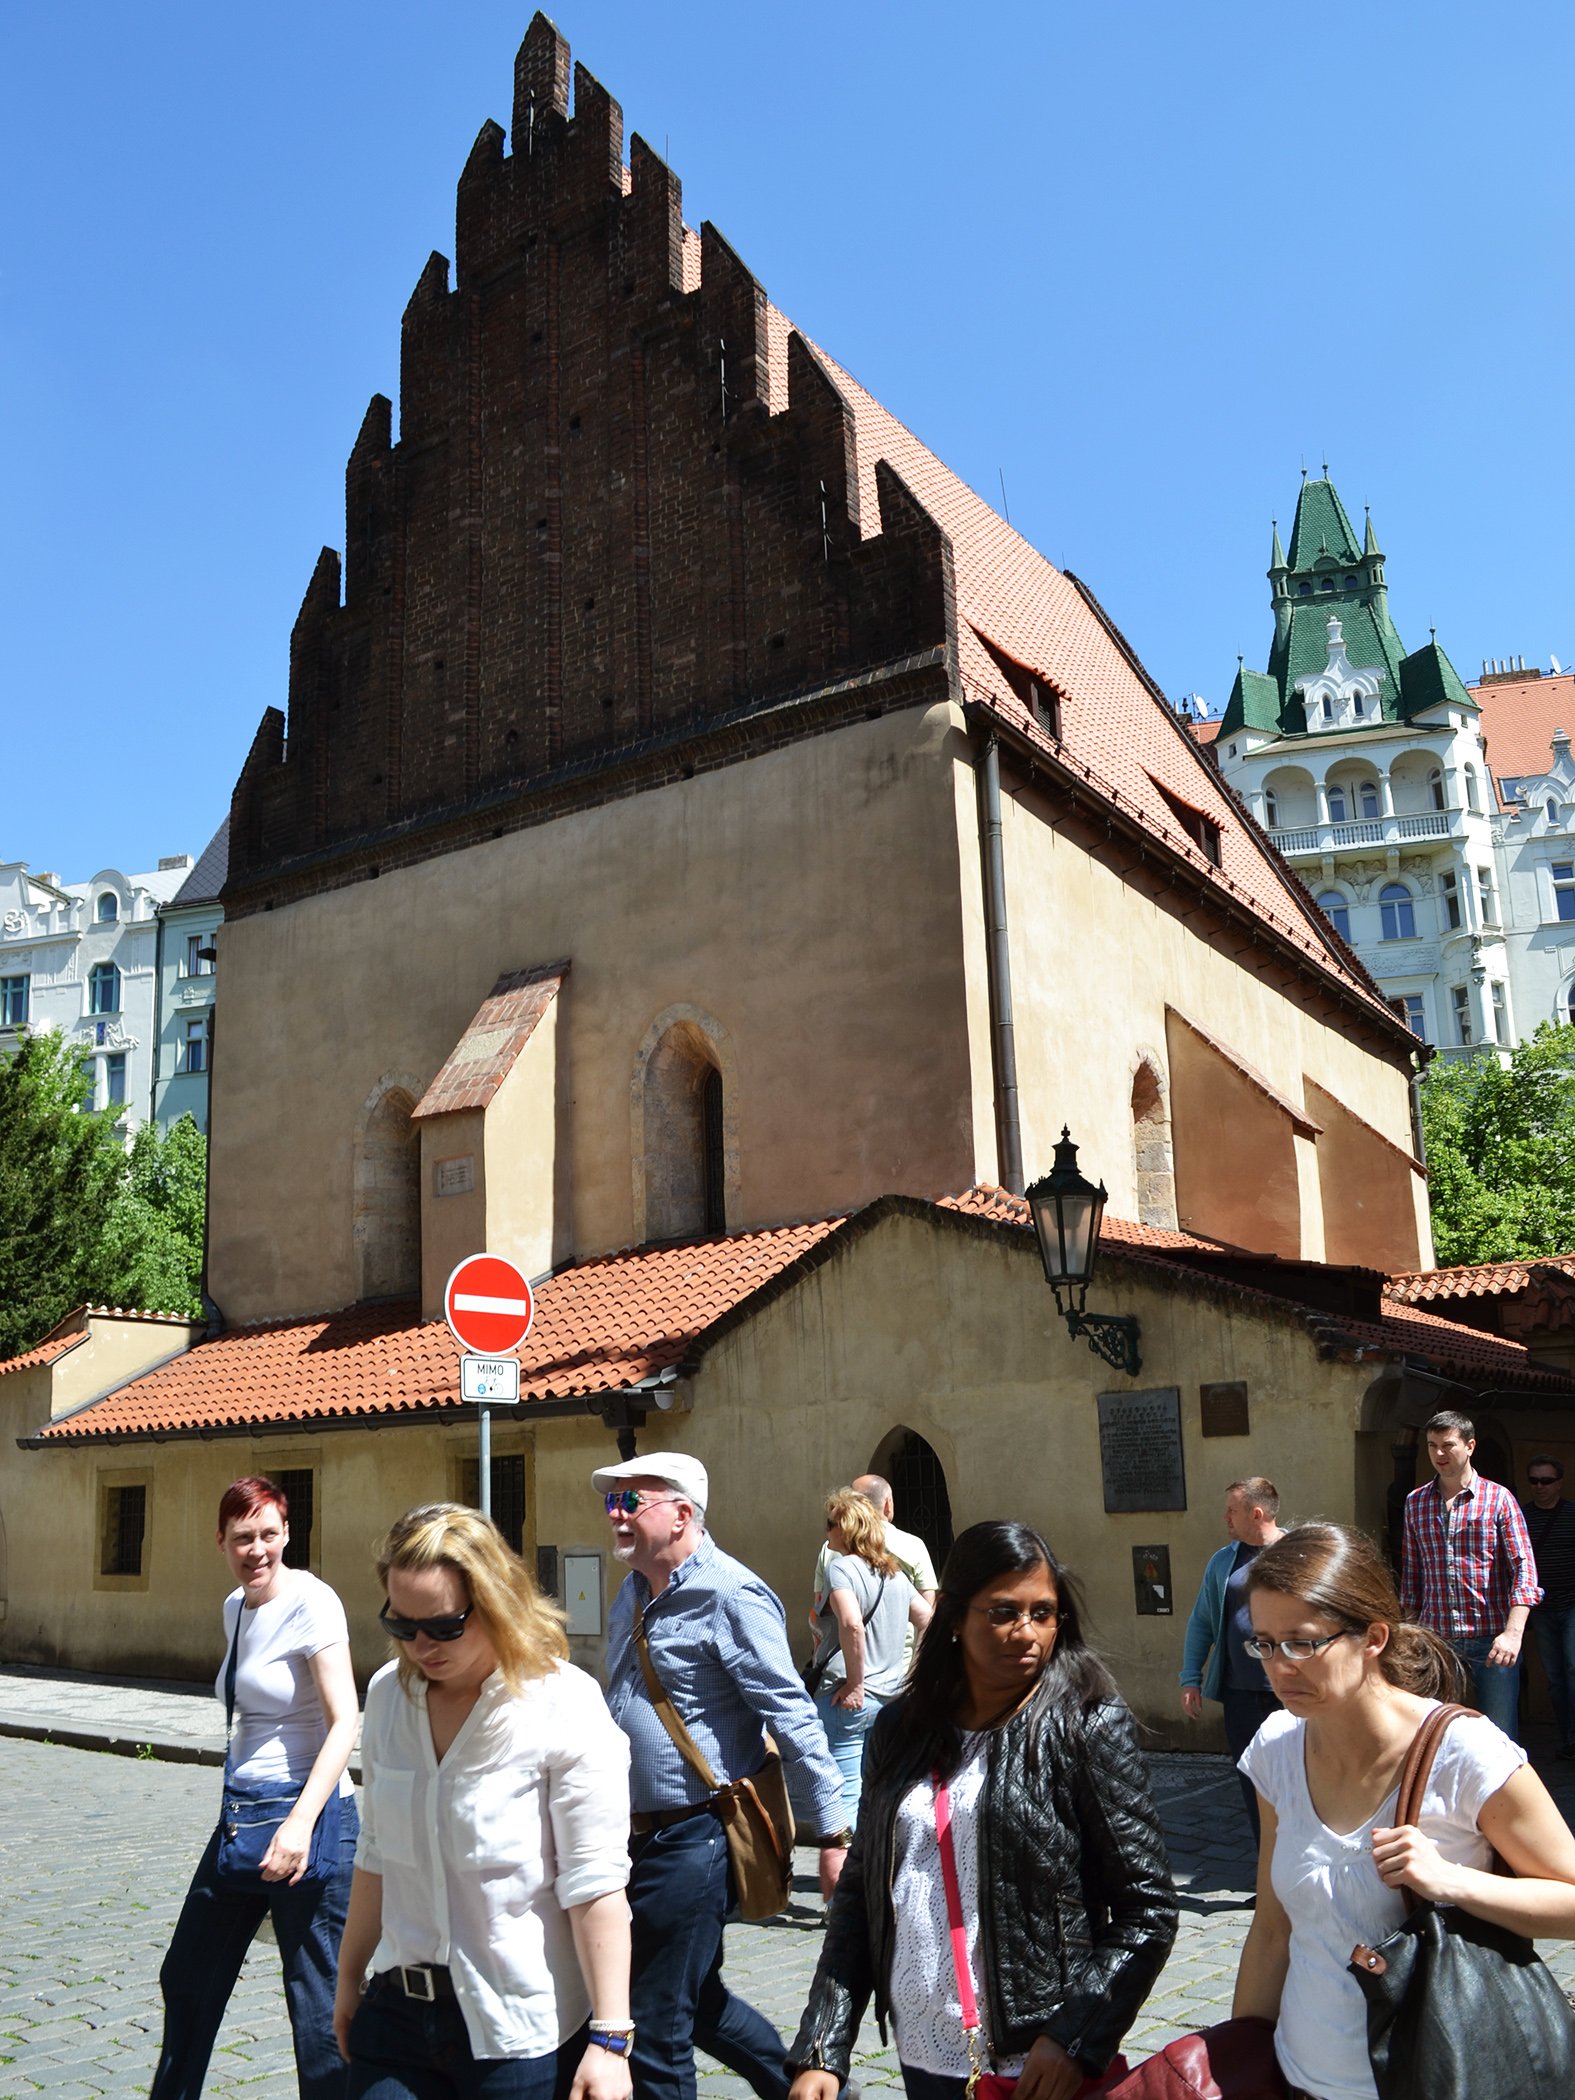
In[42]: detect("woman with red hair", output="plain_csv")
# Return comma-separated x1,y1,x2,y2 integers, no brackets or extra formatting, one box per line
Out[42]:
151,1476,359,2100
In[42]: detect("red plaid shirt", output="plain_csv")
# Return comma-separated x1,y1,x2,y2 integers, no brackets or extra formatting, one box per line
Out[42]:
1400,1473,1541,1638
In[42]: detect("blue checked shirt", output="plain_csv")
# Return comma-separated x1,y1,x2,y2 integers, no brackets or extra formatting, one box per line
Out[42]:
605,1530,846,1836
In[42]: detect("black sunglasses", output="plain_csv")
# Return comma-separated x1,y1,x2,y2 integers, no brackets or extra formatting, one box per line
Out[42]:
379,1598,475,1643
1529,1473,1561,1487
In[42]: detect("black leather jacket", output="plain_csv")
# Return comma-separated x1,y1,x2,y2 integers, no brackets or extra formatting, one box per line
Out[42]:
788,1688,1178,2080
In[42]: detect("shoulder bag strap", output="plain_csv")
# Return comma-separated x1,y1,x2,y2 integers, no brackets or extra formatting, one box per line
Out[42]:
222,1603,243,1768
933,1771,989,2093
632,1596,721,1795
1394,1702,1474,1915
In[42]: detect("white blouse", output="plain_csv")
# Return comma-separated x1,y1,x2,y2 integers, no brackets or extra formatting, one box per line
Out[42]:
355,1658,631,2059
1240,1703,1524,2100
888,1733,1026,2078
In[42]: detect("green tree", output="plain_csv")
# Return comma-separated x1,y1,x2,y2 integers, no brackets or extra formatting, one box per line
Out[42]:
0,1030,129,1357
97,1114,207,1320
1419,1022,1575,1265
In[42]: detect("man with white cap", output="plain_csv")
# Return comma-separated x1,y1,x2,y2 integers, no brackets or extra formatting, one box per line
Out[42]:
595,1451,849,2100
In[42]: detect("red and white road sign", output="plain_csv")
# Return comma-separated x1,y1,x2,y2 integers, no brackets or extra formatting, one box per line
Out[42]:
444,1253,534,1356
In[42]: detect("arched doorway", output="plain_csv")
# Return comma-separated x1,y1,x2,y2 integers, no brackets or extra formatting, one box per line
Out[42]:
869,1427,953,1572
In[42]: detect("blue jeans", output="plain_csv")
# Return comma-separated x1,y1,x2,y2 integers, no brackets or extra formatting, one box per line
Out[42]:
628,1812,790,2100
152,1791,358,2100
816,1689,883,1827
1450,1634,1522,1741
1531,1607,1575,1747
346,1977,583,2100
1221,1688,1279,1846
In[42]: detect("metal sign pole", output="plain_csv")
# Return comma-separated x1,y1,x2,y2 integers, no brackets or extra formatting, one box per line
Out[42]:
480,1405,492,1516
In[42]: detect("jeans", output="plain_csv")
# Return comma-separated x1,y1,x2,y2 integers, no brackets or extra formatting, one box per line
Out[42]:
816,1689,884,1827
152,1791,358,2100
628,1812,790,2100
900,2071,967,2100
1531,1607,1575,1747
1450,1634,1522,1741
1221,1688,1279,1846
346,1977,583,2100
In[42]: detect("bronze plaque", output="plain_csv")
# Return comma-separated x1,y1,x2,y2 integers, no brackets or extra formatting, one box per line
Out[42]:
1097,1387,1186,1512
1200,1381,1250,1438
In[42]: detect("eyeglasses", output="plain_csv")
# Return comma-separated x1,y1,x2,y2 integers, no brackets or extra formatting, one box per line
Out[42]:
1243,1630,1362,1663
1529,1474,1561,1487
379,1598,475,1643
972,1602,1060,1628
604,1489,680,1517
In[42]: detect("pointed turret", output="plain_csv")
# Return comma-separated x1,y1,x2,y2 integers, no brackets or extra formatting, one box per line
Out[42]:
1363,506,1381,558
1271,520,1286,570
1269,519,1291,652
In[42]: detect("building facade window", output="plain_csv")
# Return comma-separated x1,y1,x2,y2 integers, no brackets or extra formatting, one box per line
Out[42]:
184,934,215,977
458,1454,526,1555
1328,785,1347,822
88,962,120,1014
1477,868,1497,926
182,1020,208,1074
1399,994,1428,1042
275,1469,316,1570
97,893,119,924
1263,788,1279,829
0,974,27,1027
100,1483,147,1577
1440,872,1462,930
1359,780,1379,818
1380,884,1416,940
1491,982,1509,1045
1465,766,1481,813
1429,768,1445,811
1451,985,1472,1046
1553,862,1575,922
1316,891,1351,943
105,1053,126,1107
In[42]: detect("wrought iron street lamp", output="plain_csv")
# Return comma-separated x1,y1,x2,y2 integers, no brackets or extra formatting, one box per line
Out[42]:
1024,1127,1142,1376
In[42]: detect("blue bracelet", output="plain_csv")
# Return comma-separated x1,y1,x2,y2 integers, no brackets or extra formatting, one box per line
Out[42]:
589,2030,635,2057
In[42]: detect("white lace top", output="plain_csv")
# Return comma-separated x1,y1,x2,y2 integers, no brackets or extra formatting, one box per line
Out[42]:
888,1732,1027,2077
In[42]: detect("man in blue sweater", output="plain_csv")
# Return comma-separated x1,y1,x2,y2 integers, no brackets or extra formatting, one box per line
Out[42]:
1179,1476,1284,1841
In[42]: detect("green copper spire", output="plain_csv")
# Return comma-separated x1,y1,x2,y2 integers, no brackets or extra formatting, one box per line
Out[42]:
1363,505,1381,557
1285,476,1364,570
1271,519,1286,570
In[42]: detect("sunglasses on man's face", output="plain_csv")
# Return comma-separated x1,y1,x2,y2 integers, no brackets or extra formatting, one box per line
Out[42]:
604,1489,678,1517
1529,1474,1561,1487
379,1598,475,1643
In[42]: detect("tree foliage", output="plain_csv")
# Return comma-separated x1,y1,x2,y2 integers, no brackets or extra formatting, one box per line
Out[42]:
0,1030,205,1358
1419,1022,1575,1266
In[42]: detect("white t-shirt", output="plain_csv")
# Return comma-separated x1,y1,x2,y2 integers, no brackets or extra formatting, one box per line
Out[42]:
216,1569,352,1792
1239,1703,1525,2100
887,1733,1026,2078
355,1658,631,2059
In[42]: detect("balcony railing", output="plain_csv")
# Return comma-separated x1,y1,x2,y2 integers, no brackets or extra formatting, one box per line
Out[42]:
1268,808,1461,857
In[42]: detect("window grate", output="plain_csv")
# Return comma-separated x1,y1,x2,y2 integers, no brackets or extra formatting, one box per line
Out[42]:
276,1470,315,1569
881,1432,954,1572
458,1453,527,1555
102,1485,147,1576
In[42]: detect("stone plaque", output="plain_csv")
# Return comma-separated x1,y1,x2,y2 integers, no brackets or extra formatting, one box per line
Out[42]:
434,1155,475,1197
1132,1544,1173,1616
1097,1386,1186,1513
1200,1380,1250,1438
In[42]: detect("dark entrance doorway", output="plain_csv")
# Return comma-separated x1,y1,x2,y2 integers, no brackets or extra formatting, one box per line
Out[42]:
870,1428,954,1573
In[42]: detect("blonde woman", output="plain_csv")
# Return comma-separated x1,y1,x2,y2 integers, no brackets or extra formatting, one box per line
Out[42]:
332,1505,634,2100
808,1488,931,1823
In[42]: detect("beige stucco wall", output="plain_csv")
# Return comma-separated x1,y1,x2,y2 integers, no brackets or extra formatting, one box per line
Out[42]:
988,768,1432,1268
211,704,983,1324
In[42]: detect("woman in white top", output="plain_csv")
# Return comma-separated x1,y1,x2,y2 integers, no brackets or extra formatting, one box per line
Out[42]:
151,1476,360,2100
809,1489,929,1823
333,1503,633,2100
1233,1522,1575,2100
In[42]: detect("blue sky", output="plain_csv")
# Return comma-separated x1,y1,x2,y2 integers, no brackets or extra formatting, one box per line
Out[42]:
5,2,1572,880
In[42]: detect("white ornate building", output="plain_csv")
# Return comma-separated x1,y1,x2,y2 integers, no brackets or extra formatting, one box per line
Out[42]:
0,853,200,1127
1207,474,1569,1059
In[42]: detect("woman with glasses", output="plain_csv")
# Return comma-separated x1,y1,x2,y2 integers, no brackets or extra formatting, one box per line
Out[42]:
333,1504,635,2100
787,1521,1176,2100
152,1476,359,2100
807,1489,932,1821
1232,1522,1575,2100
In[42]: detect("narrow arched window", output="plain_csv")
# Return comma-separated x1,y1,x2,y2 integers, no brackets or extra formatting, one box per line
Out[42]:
1328,785,1347,822
1317,891,1351,943
1429,768,1445,811
1263,788,1279,829
1380,884,1416,940
97,893,119,924
1359,780,1380,818
702,1066,726,1234
1465,766,1481,813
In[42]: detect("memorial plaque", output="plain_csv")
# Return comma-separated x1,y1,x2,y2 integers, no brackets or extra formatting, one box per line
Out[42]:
1200,1380,1250,1438
1132,1545,1173,1616
1097,1386,1186,1512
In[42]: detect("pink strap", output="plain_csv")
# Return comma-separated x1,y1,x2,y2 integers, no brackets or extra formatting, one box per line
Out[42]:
933,1772,982,2037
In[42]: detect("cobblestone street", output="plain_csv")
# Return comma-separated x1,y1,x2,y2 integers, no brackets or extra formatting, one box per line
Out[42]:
3,1731,1573,2098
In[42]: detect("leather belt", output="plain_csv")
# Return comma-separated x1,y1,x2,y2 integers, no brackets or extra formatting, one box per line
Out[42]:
376,1964,456,2003
630,1800,716,1836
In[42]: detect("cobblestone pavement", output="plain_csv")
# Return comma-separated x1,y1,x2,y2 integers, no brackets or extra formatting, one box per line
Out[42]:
3,1723,1573,2099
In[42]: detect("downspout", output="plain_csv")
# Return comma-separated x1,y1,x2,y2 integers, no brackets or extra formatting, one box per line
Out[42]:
978,733,1025,1194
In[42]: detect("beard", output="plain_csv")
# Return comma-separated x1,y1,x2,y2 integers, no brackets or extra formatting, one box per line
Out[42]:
611,1535,638,1563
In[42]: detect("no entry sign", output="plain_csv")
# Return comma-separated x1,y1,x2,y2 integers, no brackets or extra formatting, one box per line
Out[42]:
444,1253,534,1356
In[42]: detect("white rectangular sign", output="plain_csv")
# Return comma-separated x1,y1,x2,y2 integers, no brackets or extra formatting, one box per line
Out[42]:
461,1354,521,1404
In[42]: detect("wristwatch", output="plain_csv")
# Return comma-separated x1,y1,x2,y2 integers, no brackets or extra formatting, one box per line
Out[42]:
817,1827,854,1848
589,2025,636,2057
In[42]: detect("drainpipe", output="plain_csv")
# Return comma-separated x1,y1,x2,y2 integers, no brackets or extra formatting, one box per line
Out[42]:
978,734,1024,1194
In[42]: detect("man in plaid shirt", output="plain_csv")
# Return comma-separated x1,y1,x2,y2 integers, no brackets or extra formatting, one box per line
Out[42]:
1401,1408,1541,1740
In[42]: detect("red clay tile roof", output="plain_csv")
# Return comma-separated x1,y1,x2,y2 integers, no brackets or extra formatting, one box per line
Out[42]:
413,963,569,1120
938,1184,1230,1253
1473,671,1575,785
769,326,1400,1033
0,1330,87,1379
1388,1255,1575,1305
30,1217,846,1443
1190,720,1223,747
